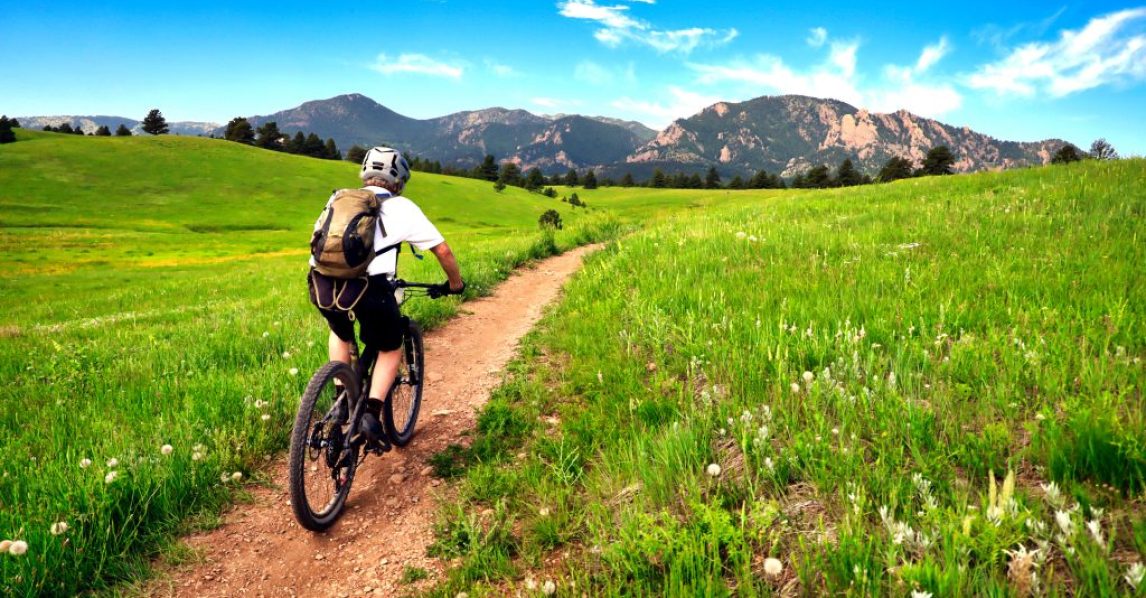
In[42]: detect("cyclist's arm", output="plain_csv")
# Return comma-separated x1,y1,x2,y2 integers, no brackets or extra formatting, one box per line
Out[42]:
428,242,463,292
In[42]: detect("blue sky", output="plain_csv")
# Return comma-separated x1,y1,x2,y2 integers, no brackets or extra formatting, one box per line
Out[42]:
3,0,1145,154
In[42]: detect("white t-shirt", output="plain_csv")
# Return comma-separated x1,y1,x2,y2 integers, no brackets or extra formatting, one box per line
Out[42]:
310,186,445,276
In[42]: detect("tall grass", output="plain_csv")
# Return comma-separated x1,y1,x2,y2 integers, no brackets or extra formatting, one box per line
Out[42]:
426,159,1145,596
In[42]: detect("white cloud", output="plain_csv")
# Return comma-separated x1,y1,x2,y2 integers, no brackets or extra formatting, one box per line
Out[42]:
370,53,462,78
967,8,1146,97
484,59,518,77
688,36,963,119
532,97,563,108
611,86,724,128
806,27,827,48
558,0,737,54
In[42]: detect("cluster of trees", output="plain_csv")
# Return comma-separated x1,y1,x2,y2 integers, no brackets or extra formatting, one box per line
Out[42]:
41,122,132,136
222,117,342,160
0,116,20,144
1051,138,1119,164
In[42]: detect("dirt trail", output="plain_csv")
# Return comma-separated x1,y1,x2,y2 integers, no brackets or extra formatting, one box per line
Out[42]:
151,245,601,597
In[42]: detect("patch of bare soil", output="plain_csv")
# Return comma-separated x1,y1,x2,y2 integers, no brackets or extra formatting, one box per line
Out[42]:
148,245,601,597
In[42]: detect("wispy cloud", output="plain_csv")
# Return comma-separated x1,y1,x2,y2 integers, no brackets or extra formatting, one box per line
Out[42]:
558,0,737,54
370,53,463,78
688,34,962,118
972,7,1067,51
532,97,585,110
484,59,519,77
806,27,827,48
611,86,724,127
574,60,637,85
967,7,1146,97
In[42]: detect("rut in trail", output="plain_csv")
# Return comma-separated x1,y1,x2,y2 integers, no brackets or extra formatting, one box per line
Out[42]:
150,245,601,598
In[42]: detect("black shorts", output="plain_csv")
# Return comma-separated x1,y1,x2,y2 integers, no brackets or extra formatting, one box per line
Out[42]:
307,271,403,352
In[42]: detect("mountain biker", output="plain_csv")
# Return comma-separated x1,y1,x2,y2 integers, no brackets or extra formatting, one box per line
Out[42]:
308,146,464,414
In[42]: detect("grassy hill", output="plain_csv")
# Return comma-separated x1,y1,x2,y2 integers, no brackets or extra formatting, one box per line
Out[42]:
0,130,620,596
425,159,1146,596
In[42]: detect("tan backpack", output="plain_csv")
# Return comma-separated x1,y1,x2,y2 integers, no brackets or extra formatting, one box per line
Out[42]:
309,188,387,278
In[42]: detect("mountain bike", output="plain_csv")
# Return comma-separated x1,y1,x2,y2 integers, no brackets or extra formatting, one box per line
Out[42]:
288,279,446,532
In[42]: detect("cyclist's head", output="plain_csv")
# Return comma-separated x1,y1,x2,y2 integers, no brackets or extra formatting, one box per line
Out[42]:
360,146,411,193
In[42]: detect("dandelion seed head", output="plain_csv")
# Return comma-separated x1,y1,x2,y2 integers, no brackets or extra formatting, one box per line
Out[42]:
104,471,118,484
282,351,291,359
790,382,801,394
231,471,243,481
106,458,118,468
79,458,92,469
1126,562,1145,590
802,371,814,384
735,231,747,239
706,463,722,477
161,444,173,456
192,452,203,461
261,414,271,422
288,367,299,376
764,557,783,577
911,591,932,598
542,580,557,595
8,540,28,556
50,521,68,535
262,331,270,338
538,507,550,517
525,578,538,590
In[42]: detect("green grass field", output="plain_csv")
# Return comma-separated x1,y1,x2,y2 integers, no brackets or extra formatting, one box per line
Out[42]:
424,159,1146,596
1,130,1143,596
0,130,620,596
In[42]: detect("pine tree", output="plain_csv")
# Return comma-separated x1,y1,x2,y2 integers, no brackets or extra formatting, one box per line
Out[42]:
286,131,304,153
704,166,721,189
115,124,132,136
498,162,523,187
877,156,914,182
343,145,365,163
525,167,545,191
563,168,579,186
302,133,325,157
224,117,255,144
805,165,832,188
687,173,703,189
728,175,744,189
324,138,340,160
94,125,112,136
582,169,598,189
835,158,863,187
141,109,169,135
538,209,563,230
620,172,635,187
0,116,15,144
651,168,667,188
480,155,499,181
255,121,283,150
918,146,955,176
7,118,18,128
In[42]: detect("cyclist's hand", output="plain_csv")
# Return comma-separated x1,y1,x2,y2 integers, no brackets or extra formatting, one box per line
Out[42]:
449,280,466,295
428,283,448,299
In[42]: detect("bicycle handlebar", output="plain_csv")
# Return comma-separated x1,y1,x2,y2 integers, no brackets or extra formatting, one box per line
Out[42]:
393,279,463,299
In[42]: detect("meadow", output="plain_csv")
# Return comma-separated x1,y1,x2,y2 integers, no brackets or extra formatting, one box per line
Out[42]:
0,128,1142,596
424,159,1146,596
0,130,620,595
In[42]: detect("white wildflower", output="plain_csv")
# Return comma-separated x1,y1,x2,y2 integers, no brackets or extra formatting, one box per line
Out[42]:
161,444,173,455
911,591,932,598
1054,510,1073,536
802,371,814,384
542,580,557,595
538,507,550,517
735,231,747,239
50,521,68,535
1126,562,1145,590
289,367,299,376
254,399,266,409
597,370,603,383
763,557,783,577
261,414,271,422
282,351,291,359
104,471,118,484
231,471,243,481
764,457,775,472
0,540,9,553
831,427,839,436
790,382,801,394
888,371,897,387
525,578,538,590
192,451,203,461
8,540,28,556
79,458,92,469
106,458,118,468
717,427,726,436
220,473,230,483
1086,519,1104,545
1040,481,1063,508
748,235,758,242
262,331,270,338
706,463,722,477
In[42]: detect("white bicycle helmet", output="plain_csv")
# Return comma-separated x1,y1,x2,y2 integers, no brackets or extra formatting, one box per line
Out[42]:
360,146,411,188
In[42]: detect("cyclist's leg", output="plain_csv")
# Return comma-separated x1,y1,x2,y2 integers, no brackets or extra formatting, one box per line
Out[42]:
357,274,405,401
327,330,352,364
369,348,402,400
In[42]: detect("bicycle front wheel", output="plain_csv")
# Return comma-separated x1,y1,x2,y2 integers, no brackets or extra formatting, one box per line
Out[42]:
383,319,424,446
289,361,360,531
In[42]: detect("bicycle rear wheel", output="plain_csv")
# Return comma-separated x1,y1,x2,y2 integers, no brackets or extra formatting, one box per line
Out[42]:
289,361,361,531
383,319,424,446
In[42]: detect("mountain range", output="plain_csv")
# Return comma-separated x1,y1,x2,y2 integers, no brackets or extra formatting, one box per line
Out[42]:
18,93,1066,178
